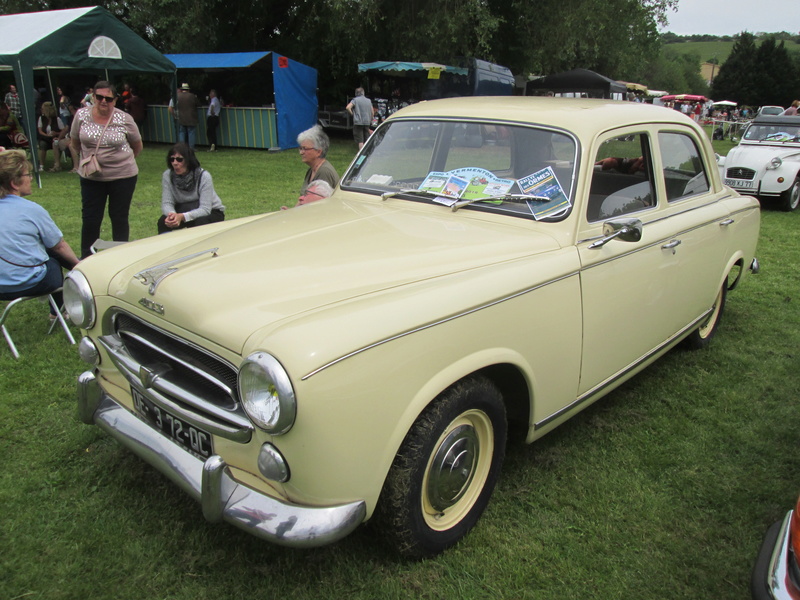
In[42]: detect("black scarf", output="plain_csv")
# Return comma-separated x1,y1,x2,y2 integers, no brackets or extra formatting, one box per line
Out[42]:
172,168,199,192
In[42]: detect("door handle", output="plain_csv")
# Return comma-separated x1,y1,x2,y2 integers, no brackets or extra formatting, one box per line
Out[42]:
719,218,734,226
662,239,682,254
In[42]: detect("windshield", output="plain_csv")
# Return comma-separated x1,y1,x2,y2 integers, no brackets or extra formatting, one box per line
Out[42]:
341,119,579,220
743,123,800,143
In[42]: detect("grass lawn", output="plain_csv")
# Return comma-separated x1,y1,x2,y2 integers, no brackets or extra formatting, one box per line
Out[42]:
1,132,799,600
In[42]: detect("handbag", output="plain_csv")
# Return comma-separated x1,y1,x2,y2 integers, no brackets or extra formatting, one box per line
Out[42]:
79,112,112,177
79,153,101,176
10,131,28,148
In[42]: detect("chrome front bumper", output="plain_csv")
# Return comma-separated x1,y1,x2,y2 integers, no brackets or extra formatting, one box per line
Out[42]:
77,370,366,548
751,511,799,600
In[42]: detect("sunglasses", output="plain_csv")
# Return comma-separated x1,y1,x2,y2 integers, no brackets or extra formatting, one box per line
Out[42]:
94,93,116,103
169,156,185,163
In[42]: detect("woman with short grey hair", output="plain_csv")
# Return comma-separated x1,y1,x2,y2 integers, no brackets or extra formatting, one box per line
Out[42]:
296,125,338,198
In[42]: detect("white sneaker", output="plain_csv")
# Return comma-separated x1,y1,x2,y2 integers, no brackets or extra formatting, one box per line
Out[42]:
209,144,216,152
38,165,44,172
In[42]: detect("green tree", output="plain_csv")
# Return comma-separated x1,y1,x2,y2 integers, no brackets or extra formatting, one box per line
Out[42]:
752,37,796,107
710,32,758,104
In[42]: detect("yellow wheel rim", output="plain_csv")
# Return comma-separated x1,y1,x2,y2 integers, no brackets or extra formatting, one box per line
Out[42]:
421,409,494,531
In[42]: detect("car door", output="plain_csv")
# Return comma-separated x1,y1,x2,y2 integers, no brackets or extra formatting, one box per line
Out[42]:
576,126,729,397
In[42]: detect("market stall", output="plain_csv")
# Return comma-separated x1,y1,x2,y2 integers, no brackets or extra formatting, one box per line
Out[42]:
161,52,317,150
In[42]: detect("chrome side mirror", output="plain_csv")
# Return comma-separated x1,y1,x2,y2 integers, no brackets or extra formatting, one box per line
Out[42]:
589,218,643,249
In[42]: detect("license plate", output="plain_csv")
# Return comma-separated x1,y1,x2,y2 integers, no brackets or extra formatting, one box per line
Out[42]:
131,386,213,459
725,178,754,188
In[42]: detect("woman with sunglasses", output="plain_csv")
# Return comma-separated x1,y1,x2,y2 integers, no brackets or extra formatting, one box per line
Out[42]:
158,142,225,234
0,150,80,317
70,80,142,258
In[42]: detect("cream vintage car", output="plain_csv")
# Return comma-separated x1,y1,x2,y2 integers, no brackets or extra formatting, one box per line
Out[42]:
65,97,760,558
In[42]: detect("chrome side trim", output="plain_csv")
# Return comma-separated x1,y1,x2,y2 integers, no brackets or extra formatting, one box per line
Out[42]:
534,309,709,430
577,199,757,245
301,271,580,380
78,371,367,548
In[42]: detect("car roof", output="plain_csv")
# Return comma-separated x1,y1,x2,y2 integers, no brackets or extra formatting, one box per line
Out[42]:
386,97,701,138
751,115,800,126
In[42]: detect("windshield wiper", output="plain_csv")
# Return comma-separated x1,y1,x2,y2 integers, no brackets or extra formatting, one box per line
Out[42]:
451,194,549,212
381,189,443,201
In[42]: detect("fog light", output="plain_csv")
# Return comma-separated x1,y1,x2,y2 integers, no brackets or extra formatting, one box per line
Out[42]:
258,443,290,482
78,337,99,366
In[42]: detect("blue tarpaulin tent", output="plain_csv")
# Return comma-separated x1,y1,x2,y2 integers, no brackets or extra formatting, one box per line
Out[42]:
165,52,317,149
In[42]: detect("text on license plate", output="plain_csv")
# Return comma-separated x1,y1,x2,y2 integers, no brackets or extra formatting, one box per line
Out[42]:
725,179,754,188
131,386,213,458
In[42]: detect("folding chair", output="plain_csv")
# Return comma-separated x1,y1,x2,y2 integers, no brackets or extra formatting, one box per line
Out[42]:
0,288,76,359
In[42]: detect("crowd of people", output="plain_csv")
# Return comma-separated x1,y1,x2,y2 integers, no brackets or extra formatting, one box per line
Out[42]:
1,79,347,327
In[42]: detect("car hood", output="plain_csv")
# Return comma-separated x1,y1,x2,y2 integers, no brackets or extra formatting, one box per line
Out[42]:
92,197,562,354
726,143,800,166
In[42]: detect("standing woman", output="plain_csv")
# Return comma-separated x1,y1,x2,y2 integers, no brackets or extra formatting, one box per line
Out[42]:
158,142,225,233
70,81,142,258
56,86,73,129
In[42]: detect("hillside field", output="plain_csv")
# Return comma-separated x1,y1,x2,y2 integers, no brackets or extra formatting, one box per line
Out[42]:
664,38,800,64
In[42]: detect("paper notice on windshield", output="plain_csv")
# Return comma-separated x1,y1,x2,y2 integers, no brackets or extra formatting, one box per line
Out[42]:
420,168,515,201
517,167,571,219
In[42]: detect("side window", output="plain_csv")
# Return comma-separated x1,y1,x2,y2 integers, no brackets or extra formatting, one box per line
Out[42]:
587,133,655,222
658,132,710,201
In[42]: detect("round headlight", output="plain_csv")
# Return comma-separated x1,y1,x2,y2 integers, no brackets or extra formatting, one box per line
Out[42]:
63,270,96,329
238,353,296,434
768,156,783,169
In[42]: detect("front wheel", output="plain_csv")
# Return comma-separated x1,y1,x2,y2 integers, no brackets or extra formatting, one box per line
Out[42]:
684,281,727,350
373,376,507,558
780,176,800,212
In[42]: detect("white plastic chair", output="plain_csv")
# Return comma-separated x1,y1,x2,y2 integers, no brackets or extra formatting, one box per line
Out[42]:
0,288,76,359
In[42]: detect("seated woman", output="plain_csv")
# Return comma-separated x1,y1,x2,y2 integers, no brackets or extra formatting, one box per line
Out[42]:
158,142,225,234
0,150,80,316
37,101,67,172
0,103,29,150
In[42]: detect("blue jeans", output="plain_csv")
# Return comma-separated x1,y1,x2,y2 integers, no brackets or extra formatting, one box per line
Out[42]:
0,257,65,314
180,125,197,149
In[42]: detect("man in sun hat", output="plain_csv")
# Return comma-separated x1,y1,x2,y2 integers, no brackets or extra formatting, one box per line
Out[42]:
176,83,200,149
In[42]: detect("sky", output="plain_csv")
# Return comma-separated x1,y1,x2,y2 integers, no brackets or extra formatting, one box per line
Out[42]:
659,0,795,36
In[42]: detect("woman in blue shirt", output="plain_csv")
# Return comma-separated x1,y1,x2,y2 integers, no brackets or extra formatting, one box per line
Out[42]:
0,150,80,315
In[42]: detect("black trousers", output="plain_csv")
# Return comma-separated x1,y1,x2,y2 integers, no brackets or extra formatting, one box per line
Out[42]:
79,175,138,259
157,208,225,234
206,115,220,146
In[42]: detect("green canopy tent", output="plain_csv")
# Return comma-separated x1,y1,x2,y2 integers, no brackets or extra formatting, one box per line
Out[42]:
0,6,176,183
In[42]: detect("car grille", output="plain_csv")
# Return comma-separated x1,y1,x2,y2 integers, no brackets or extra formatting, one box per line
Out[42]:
726,167,756,180
102,311,252,442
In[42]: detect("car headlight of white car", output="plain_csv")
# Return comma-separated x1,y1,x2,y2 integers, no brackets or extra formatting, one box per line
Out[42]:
768,156,783,170
238,352,296,434
63,270,96,329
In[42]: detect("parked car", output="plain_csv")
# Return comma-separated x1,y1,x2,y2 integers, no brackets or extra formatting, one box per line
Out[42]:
717,115,800,211
65,97,761,558
758,106,785,117
751,494,800,599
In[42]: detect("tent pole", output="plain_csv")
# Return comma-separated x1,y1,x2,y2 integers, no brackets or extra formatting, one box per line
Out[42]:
46,67,55,109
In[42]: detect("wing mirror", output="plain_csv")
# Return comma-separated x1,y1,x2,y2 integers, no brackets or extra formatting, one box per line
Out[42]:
588,218,643,249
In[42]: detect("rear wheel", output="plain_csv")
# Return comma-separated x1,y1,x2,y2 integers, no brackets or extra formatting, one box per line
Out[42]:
684,281,727,349
374,376,506,558
780,176,800,212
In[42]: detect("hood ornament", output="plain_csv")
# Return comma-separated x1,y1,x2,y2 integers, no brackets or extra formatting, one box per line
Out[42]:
134,248,218,295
